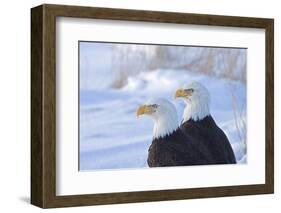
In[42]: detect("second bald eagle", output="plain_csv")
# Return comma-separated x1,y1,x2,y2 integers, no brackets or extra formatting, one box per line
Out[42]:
175,82,236,164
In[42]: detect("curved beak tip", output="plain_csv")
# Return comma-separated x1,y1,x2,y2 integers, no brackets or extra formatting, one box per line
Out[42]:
136,105,146,118
174,92,179,99
174,89,184,99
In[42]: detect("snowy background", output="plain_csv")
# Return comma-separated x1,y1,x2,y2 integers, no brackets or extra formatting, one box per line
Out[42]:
79,42,247,171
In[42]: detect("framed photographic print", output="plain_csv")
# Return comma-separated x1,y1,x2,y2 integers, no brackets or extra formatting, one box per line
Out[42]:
31,4,274,208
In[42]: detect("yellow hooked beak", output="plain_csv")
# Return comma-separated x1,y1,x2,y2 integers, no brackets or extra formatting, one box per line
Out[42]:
175,89,188,99
136,105,154,118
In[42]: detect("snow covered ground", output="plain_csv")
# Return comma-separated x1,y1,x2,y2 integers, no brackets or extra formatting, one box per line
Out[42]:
79,69,247,171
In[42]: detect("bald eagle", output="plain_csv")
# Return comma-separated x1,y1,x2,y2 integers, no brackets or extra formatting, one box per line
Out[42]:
175,82,237,164
136,98,216,167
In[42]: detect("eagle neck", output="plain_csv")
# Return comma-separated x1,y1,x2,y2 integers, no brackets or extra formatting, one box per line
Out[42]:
153,112,178,140
183,99,210,123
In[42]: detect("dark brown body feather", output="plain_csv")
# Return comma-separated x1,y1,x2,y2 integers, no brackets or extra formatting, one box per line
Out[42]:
180,115,236,164
147,128,217,167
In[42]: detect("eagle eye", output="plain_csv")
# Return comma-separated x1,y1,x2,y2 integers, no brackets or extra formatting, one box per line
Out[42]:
186,88,194,93
151,104,158,108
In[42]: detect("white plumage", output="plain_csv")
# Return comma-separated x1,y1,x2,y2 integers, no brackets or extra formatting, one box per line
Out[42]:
181,82,210,122
138,98,179,139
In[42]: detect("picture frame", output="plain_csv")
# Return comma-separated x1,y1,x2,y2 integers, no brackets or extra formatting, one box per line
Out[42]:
31,4,274,208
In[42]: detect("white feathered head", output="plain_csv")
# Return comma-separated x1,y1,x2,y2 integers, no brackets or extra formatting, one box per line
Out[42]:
175,82,210,122
136,98,178,139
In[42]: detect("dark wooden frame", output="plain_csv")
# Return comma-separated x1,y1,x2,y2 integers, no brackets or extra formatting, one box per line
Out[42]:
31,4,274,208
